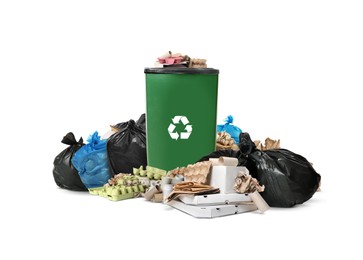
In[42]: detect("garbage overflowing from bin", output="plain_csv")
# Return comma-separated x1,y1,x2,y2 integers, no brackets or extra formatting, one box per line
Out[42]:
52,54,321,218
155,51,208,68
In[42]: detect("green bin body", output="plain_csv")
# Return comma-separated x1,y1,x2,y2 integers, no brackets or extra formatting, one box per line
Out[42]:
144,68,219,171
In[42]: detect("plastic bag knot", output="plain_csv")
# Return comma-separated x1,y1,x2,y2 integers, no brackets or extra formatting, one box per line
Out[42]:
224,115,234,124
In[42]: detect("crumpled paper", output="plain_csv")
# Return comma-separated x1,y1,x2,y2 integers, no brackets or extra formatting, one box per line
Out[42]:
234,172,265,194
189,58,207,68
216,132,239,151
254,137,280,151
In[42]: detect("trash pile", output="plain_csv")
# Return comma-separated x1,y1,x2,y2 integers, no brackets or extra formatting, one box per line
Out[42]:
53,115,320,217
53,56,321,218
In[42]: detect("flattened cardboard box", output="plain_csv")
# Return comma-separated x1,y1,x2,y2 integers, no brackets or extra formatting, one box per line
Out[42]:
178,193,252,206
168,199,258,218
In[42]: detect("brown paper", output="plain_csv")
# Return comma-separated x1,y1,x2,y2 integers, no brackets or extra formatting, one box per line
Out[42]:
144,186,160,201
234,171,265,193
209,156,238,166
166,182,219,202
254,137,280,151
249,191,269,213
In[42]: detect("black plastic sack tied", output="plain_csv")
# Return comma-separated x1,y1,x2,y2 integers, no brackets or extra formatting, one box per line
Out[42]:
199,132,321,207
240,133,321,207
62,132,83,146
53,132,87,191
249,148,321,207
107,117,147,175
112,113,146,132
135,113,146,131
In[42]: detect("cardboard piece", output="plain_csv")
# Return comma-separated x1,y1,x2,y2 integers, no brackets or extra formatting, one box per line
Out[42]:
151,193,163,203
168,199,258,218
167,187,220,202
181,161,212,184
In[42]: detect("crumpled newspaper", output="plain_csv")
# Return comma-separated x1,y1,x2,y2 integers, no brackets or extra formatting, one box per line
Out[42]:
234,172,265,194
254,137,280,151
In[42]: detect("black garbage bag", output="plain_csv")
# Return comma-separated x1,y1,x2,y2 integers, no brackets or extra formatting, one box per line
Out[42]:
107,117,147,174
112,113,146,132
103,114,146,140
53,132,87,191
135,113,146,131
199,132,321,207
248,148,321,207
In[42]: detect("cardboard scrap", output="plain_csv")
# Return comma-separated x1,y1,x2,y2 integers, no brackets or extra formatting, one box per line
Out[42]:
166,182,219,202
168,161,212,184
254,137,280,151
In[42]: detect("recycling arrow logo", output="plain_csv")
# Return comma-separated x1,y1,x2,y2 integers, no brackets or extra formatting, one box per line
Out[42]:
168,115,193,140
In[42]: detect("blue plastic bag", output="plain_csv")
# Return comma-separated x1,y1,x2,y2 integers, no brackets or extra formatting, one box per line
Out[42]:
71,131,112,188
216,115,242,143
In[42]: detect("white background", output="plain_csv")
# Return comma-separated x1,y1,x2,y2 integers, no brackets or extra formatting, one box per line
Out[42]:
1,0,362,259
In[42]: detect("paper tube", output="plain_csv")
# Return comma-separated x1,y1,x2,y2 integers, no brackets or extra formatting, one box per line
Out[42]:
249,191,269,213
209,157,238,166
209,158,220,165
144,186,160,201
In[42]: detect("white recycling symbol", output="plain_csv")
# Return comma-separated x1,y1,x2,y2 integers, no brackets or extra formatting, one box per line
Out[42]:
168,115,193,140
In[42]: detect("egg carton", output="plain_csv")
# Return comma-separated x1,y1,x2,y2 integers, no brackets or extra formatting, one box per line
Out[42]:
89,184,146,201
133,166,167,180
89,173,147,202
183,161,212,184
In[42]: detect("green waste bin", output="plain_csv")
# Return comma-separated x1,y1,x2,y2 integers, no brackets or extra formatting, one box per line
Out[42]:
144,68,219,171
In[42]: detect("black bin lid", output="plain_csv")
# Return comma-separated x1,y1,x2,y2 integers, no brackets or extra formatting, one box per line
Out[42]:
144,67,219,75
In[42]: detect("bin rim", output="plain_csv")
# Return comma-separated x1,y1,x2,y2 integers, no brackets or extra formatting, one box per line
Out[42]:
144,67,219,75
